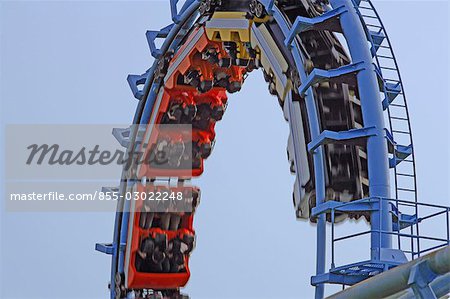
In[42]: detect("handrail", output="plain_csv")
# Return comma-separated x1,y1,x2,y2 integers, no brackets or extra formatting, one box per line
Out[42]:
314,197,450,264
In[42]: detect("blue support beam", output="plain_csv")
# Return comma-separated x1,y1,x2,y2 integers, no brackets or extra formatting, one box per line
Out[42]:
385,128,395,145
284,6,347,47
390,203,419,231
382,82,402,110
392,214,419,231
395,144,413,160
369,29,386,53
307,126,378,152
170,0,182,24
96,243,114,255
312,199,420,231
109,202,124,299
112,127,131,148
304,88,327,299
384,129,413,168
298,62,365,96
373,64,385,87
127,71,149,100
112,126,146,149
146,24,174,59
389,144,413,168
96,242,125,256
311,200,376,217
170,0,197,23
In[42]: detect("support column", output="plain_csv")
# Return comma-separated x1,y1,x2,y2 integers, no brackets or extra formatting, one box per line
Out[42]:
304,88,327,299
330,0,392,259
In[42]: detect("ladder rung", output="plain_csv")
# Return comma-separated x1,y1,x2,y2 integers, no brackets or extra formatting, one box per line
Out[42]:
392,130,410,134
362,15,379,20
377,55,394,60
384,79,401,83
390,104,406,108
381,66,398,71
391,116,408,121
397,188,416,192
390,116,408,121
390,113,408,118
377,45,391,49
397,173,415,178
366,24,383,29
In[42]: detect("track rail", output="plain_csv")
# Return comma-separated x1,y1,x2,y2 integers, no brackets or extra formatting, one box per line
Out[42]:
95,1,450,298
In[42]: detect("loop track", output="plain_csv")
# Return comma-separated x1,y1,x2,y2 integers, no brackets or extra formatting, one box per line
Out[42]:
95,1,427,298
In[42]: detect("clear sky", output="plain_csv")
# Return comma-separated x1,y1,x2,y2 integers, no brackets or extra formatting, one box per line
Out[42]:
0,1,449,298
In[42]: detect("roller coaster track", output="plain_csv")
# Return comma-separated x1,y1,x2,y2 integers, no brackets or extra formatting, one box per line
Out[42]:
95,1,450,298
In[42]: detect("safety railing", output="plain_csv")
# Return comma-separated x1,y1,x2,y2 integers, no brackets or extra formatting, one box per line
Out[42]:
313,197,450,270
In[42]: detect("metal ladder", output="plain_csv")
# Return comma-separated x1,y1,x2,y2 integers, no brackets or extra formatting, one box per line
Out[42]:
355,0,420,257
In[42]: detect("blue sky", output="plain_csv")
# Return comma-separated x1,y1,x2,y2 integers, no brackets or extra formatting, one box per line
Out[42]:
1,1,449,298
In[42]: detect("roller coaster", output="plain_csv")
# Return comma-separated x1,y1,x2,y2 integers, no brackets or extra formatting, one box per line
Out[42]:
96,0,450,298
